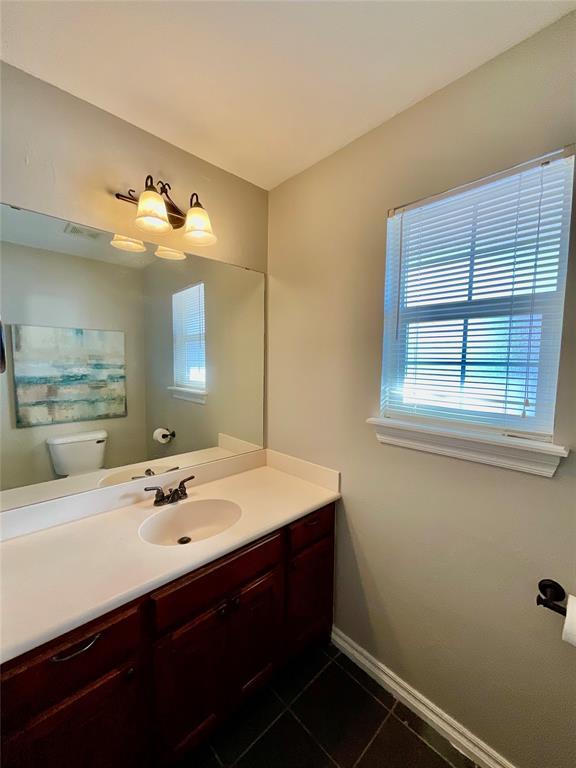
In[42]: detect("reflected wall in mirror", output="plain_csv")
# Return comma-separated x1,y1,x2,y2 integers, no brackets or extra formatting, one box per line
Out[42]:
0,204,265,510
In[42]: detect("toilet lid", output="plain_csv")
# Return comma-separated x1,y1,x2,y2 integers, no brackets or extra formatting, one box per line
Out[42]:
46,430,108,446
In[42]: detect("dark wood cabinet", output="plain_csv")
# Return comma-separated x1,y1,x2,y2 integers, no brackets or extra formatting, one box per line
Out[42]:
1,606,142,734
1,503,335,766
287,535,334,652
228,566,283,697
4,664,147,768
154,603,228,758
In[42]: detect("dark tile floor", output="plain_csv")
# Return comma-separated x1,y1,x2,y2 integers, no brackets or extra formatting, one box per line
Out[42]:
183,644,478,768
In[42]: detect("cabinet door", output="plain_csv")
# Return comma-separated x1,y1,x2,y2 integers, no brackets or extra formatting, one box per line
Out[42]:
228,567,283,698
287,536,334,652
3,664,146,768
154,602,228,759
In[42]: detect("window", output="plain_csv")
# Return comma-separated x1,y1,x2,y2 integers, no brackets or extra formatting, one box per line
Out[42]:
170,282,206,402
370,149,574,476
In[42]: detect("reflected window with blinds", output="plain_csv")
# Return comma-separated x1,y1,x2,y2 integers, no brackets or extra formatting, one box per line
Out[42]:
381,149,574,439
172,282,206,393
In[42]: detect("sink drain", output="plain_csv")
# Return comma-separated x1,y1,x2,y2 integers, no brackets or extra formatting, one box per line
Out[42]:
177,536,191,545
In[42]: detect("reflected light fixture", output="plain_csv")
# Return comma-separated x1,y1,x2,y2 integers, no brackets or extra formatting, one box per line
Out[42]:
110,234,147,252
114,175,217,245
184,194,217,245
155,246,186,261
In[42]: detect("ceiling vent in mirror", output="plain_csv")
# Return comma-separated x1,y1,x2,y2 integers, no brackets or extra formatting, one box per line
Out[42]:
63,223,102,240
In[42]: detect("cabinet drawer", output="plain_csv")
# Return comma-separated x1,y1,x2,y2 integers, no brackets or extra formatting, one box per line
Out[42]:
3,663,147,768
151,533,283,635
1,605,142,733
288,505,334,554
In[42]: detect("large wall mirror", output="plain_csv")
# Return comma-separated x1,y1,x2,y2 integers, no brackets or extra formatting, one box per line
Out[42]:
0,204,265,510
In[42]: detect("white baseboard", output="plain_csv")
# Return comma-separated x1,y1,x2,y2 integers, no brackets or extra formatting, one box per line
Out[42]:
331,626,517,768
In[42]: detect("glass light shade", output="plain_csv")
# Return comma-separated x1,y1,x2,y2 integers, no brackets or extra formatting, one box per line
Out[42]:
184,204,217,245
110,234,147,252
155,246,186,261
135,188,172,233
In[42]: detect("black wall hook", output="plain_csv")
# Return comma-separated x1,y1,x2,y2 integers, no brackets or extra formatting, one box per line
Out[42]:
536,579,567,617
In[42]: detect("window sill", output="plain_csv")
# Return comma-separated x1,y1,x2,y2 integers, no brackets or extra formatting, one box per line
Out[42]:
366,417,568,477
167,386,206,404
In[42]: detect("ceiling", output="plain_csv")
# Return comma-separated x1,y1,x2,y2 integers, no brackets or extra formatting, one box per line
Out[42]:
2,1,575,189
1,204,157,268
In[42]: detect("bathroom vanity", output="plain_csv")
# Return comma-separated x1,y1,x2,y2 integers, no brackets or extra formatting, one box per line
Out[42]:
0,460,338,767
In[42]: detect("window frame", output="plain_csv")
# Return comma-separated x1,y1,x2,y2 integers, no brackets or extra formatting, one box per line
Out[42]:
169,281,207,404
369,147,573,476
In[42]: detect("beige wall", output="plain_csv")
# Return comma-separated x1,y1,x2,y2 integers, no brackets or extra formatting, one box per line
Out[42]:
0,242,148,488
0,63,268,273
142,256,265,459
268,14,576,768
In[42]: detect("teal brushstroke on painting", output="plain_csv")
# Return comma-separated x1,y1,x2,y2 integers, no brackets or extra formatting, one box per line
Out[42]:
15,374,126,385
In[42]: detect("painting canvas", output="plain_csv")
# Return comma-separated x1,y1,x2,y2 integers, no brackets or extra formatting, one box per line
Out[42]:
12,325,126,427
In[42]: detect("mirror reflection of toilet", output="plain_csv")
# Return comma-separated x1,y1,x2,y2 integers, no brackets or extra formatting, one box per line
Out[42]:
46,430,108,477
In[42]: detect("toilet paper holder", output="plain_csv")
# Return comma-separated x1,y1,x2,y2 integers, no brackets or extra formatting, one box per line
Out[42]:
536,579,567,617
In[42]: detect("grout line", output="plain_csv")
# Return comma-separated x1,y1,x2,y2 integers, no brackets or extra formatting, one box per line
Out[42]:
210,743,225,767
333,654,396,712
227,707,288,767
351,708,394,768
287,706,343,768
390,710,472,768
218,652,334,766
287,653,333,706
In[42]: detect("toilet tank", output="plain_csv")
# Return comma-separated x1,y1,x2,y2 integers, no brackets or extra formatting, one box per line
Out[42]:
46,430,108,477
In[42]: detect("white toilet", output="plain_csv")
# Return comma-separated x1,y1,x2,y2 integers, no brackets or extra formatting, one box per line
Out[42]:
46,430,108,477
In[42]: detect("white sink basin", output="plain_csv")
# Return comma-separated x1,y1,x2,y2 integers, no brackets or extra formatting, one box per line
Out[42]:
98,464,179,488
139,499,242,547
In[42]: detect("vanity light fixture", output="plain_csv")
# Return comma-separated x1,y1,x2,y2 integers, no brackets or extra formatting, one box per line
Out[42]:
115,175,217,244
155,246,186,261
110,234,147,252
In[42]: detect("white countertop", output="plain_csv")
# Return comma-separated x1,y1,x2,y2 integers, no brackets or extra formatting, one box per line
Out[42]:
0,466,339,664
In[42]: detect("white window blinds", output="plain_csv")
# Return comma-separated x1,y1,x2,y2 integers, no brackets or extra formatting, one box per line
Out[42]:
381,150,574,438
172,282,206,392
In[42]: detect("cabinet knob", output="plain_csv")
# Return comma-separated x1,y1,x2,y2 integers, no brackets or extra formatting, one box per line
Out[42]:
217,601,229,618
231,595,241,610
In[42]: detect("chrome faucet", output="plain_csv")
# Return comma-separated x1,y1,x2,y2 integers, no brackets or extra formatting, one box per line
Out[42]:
144,475,195,506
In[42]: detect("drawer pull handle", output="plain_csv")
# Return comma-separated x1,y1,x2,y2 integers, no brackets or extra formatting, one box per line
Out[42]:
231,595,241,609
305,519,320,527
50,633,102,662
217,602,229,618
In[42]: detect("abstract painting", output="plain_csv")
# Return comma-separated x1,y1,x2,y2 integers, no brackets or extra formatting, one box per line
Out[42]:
11,325,126,427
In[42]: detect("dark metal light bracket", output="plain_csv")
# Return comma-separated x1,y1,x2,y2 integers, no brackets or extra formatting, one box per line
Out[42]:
114,175,187,229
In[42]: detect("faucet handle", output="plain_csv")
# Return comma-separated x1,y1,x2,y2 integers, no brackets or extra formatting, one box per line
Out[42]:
144,486,166,506
177,475,196,498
